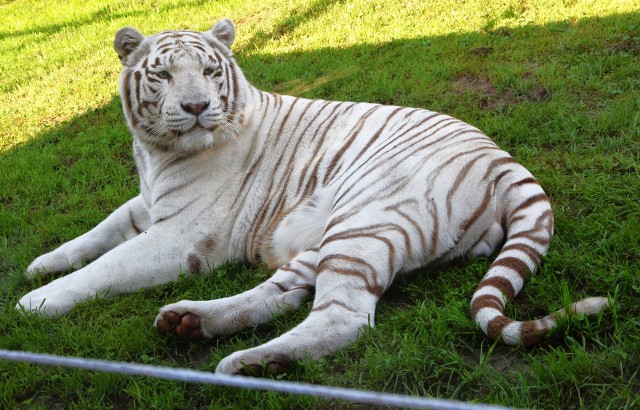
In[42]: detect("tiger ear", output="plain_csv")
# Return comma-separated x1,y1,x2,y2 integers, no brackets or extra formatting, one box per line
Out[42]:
209,18,235,48
114,27,145,65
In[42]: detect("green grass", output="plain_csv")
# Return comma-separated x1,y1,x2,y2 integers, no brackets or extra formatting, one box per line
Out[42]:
1,0,639,408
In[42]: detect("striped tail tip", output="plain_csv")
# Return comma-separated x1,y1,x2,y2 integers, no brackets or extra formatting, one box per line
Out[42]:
474,297,610,347
560,296,610,317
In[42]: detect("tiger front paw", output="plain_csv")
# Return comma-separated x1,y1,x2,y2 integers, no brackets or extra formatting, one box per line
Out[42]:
25,248,84,278
16,286,78,318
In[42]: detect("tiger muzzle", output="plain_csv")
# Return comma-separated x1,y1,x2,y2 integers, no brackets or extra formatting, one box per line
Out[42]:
181,101,210,117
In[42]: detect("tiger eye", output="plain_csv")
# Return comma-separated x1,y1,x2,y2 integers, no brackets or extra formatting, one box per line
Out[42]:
156,70,172,80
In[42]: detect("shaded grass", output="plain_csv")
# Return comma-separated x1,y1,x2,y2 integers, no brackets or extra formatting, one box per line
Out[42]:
1,0,639,408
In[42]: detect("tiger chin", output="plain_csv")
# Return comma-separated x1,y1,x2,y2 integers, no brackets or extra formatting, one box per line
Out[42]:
17,18,609,376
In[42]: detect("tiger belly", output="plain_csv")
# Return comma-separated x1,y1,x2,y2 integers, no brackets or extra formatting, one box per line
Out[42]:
263,187,335,269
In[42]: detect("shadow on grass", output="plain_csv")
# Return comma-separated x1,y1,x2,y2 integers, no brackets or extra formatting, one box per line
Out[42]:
1,10,639,407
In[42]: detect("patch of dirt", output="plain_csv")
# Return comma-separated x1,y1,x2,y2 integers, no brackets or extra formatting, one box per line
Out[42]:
468,46,494,57
609,35,640,56
165,342,216,369
454,74,497,96
453,73,549,111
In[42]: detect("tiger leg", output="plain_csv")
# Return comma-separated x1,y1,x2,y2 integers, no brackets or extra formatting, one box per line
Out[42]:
154,249,318,341
17,223,194,317
215,235,398,375
25,195,150,278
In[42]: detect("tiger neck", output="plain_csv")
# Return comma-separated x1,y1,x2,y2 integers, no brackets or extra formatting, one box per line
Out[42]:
131,114,256,227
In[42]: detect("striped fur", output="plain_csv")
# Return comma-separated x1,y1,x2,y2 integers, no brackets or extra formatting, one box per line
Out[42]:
18,19,608,374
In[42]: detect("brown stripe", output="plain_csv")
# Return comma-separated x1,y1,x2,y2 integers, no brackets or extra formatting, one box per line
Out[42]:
493,169,513,187
341,106,404,175
490,256,532,280
329,267,384,296
446,153,489,218
470,294,504,320
129,208,142,235
297,260,317,272
508,193,550,221
325,211,350,234
223,61,233,111
238,152,264,194
300,284,315,293
122,70,136,127
389,129,484,167
431,199,440,257
246,96,286,255
362,112,443,165
460,181,493,233
156,44,176,53
312,300,358,313
234,98,271,203
253,99,314,218
475,276,516,300
500,243,542,265
270,97,299,145
481,156,516,180
178,31,201,39
323,105,381,185
536,208,554,237
133,71,143,117
277,265,307,278
303,170,319,198
157,150,201,174
513,177,539,187
385,204,425,256
186,44,206,53
322,224,409,253
230,61,241,114
519,320,547,347
153,194,202,224
331,180,370,213
507,230,551,247
270,281,288,293
317,254,384,296
487,315,514,340
152,181,189,205
295,103,343,194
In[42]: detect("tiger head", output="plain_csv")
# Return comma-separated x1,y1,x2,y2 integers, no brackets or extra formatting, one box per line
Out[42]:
113,19,246,152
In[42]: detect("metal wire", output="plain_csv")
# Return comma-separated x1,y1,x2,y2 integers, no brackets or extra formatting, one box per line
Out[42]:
0,349,512,409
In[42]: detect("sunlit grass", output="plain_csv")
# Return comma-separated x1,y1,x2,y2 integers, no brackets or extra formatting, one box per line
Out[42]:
1,0,639,408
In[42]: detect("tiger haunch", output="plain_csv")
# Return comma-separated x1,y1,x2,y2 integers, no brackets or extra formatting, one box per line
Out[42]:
18,18,608,373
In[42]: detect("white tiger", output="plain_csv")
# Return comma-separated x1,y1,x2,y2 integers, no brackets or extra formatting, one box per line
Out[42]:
17,19,608,375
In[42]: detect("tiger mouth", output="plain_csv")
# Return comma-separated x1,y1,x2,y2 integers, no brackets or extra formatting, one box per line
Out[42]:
173,124,213,138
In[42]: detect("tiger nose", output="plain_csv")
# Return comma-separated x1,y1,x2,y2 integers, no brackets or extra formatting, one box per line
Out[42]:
180,101,210,116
